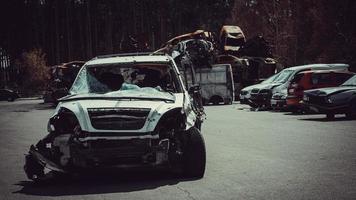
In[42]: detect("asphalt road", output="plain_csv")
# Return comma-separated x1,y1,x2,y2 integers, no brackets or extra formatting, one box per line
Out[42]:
0,100,356,200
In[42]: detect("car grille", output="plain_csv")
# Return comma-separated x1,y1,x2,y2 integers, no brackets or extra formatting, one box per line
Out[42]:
272,93,285,100
251,89,260,94
259,89,271,94
240,90,248,95
87,139,150,157
72,139,153,166
305,95,326,105
272,95,282,100
88,139,150,149
88,108,151,130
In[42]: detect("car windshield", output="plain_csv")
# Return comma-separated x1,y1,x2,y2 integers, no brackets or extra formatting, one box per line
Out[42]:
70,63,182,94
341,75,356,86
261,72,280,84
272,69,294,83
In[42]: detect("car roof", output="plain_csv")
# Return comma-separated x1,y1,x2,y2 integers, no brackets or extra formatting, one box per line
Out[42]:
0,89,12,92
298,69,354,75
285,63,349,71
86,55,171,66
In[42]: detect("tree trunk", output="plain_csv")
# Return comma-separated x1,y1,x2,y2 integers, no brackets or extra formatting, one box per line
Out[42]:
86,0,92,58
65,0,72,61
54,0,60,63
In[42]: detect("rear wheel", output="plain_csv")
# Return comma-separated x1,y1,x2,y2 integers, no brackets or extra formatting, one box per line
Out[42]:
210,95,222,105
202,99,207,106
326,112,334,120
224,98,233,105
7,97,14,102
345,100,356,119
182,127,206,178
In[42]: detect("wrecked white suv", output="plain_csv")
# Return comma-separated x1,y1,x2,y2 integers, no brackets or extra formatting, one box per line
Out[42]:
24,54,206,181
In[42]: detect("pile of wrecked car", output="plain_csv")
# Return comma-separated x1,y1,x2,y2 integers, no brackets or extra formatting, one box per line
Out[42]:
43,61,85,104
156,25,277,105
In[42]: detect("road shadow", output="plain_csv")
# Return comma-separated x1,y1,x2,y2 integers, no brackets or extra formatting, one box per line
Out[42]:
269,109,288,113
299,116,355,122
283,112,318,116
204,103,229,107
13,169,197,196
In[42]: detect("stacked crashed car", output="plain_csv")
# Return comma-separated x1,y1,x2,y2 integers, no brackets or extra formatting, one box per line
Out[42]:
302,74,356,119
24,54,206,182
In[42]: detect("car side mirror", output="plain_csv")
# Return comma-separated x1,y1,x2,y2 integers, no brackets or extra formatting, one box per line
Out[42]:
189,84,201,94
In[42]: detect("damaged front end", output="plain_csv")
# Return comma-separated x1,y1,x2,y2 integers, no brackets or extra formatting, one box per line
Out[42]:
25,54,206,182
25,99,204,181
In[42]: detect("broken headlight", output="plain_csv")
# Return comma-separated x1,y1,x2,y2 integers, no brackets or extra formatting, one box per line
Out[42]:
47,120,55,132
326,97,333,104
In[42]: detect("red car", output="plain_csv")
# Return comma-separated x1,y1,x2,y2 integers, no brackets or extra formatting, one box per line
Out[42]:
286,70,354,110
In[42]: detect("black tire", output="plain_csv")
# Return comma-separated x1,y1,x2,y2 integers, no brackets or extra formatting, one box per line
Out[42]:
182,127,206,178
212,99,219,105
7,97,14,102
345,100,356,119
202,99,207,106
326,113,334,120
210,95,222,105
224,99,233,105
24,154,45,181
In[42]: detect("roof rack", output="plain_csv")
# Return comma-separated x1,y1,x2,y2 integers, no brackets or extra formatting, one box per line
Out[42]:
91,52,166,60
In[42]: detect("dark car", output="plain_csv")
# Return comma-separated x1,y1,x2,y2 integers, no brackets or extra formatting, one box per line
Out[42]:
286,70,354,111
0,89,19,101
302,75,356,119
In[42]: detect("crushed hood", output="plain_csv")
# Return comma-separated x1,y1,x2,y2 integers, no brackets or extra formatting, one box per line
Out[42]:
55,92,187,133
61,87,175,102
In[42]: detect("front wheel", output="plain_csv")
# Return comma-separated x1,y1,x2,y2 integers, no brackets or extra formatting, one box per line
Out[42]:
24,154,45,182
182,127,206,178
326,113,334,120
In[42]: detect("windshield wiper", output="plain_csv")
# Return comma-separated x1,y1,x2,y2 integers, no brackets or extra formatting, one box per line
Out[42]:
341,84,356,87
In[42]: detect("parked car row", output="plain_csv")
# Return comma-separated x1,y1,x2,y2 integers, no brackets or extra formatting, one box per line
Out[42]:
0,89,19,101
239,63,356,119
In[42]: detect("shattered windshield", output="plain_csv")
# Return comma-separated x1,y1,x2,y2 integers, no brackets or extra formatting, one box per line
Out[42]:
272,70,294,83
70,63,182,95
341,75,356,86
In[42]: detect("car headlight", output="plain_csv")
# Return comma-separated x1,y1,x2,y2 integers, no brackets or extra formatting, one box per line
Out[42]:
47,121,55,132
326,97,333,103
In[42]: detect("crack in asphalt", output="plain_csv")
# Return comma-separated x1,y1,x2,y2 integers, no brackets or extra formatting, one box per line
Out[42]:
176,186,196,200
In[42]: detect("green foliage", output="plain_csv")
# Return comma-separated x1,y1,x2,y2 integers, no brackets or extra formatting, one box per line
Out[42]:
15,48,49,94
